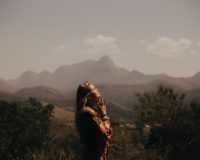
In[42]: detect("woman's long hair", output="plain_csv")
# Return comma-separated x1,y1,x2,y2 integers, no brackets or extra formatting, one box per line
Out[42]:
75,82,92,112
75,82,92,131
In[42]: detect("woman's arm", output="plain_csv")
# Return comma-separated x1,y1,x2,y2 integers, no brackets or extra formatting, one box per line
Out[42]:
84,106,112,139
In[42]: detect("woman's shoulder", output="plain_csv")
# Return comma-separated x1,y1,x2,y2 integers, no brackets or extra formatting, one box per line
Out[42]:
77,107,101,126
81,107,98,117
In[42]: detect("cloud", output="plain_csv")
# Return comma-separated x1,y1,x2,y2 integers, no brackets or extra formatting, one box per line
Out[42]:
83,34,120,55
197,41,200,47
53,45,66,53
145,37,192,58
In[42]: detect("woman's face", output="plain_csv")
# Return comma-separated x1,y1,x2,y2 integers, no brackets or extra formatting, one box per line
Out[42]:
89,84,101,98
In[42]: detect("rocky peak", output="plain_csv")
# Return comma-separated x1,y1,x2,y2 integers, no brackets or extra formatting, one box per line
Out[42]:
98,55,115,68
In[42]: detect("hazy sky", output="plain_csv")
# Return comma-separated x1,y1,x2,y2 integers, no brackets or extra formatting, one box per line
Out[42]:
1,0,200,79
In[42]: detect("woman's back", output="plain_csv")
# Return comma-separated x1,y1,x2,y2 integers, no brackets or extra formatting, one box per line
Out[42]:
75,82,112,160
76,108,108,160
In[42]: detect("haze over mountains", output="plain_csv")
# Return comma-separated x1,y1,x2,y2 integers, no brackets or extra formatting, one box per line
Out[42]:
1,55,200,93
0,55,200,122
0,78,15,93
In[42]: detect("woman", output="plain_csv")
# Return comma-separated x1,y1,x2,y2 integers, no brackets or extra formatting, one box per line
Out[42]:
75,82,112,160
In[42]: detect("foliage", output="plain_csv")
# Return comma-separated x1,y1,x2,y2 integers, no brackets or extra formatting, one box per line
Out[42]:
1,86,200,160
135,85,184,125
0,98,54,160
135,85,200,160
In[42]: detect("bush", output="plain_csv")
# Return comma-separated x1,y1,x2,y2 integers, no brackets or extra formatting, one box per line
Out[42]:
135,86,200,160
0,98,54,160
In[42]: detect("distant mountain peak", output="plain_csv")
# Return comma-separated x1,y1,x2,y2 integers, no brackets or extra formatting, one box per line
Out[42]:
40,70,51,74
0,78,15,93
16,71,37,81
194,71,200,77
39,70,51,76
189,71,200,82
98,55,115,66
130,70,144,75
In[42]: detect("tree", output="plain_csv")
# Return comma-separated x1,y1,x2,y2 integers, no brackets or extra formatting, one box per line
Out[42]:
0,98,54,160
135,85,184,125
134,86,200,160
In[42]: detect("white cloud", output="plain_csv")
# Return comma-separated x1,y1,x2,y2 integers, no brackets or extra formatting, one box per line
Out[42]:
83,34,120,55
145,37,192,58
53,45,66,53
197,41,200,47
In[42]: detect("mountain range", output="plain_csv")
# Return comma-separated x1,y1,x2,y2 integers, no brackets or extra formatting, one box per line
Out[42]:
1,55,200,93
0,55,200,122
